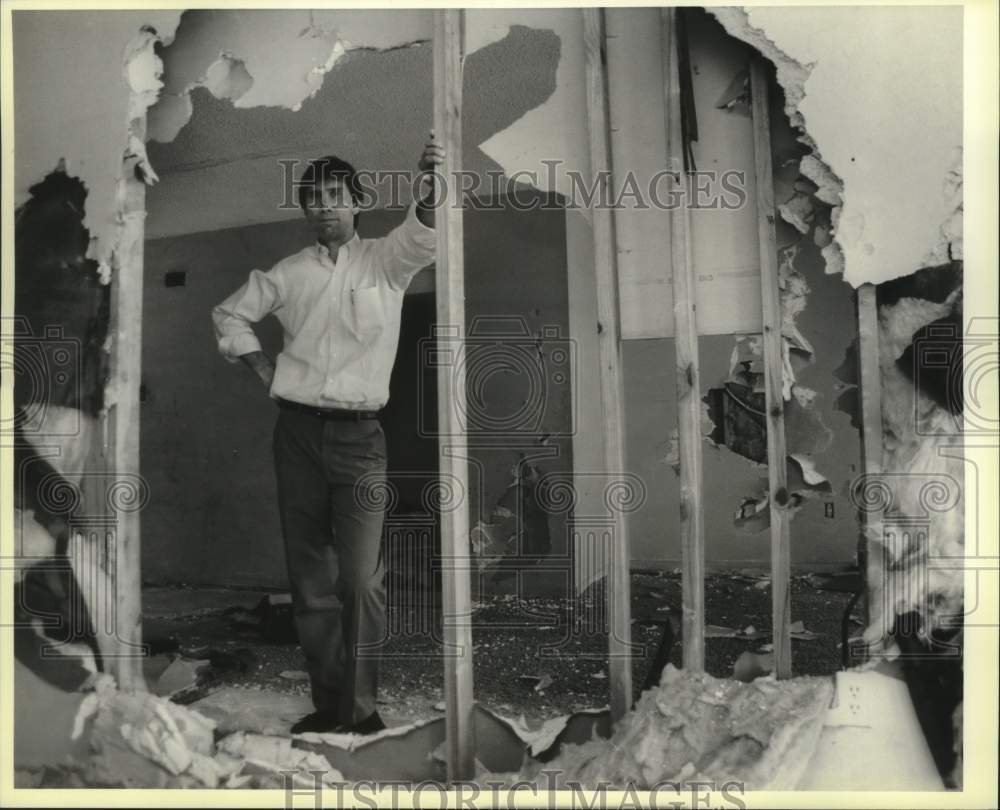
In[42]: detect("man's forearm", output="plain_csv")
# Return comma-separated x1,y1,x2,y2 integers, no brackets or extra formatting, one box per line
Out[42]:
240,351,275,387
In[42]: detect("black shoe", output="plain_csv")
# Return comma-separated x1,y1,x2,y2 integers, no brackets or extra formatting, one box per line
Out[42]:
334,711,386,736
290,709,340,734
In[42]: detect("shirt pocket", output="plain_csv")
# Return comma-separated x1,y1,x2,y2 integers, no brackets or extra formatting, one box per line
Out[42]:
350,285,385,341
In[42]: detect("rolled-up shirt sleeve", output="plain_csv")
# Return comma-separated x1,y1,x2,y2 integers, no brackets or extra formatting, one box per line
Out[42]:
212,266,284,362
376,200,437,291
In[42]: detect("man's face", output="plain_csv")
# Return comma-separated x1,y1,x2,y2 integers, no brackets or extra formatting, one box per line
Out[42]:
301,177,358,244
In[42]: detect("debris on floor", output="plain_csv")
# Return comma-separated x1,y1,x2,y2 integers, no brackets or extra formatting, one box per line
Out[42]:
278,670,310,682
189,687,314,736
511,664,835,790
151,656,210,698
733,650,775,682
73,676,243,788
225,593,298,644
21,675,349,789
789,620,822,641
218,732,343,788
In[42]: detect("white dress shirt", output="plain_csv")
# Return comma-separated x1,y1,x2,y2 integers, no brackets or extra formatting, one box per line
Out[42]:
213,202,435,409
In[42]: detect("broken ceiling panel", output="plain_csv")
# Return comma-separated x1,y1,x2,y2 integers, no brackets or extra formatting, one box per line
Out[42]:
12,11,182,264
146,24,561,239
712,6,963,288
149,9,432,144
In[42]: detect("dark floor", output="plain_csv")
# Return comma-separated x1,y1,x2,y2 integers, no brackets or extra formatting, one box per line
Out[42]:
140,570,858,726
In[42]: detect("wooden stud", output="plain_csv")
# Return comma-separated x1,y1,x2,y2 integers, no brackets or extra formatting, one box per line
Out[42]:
750,58,792,680
856,283,883,628
582,7,633,722
76,120,150,691
433,8,475,782
661,7,706,673
106,142,147,691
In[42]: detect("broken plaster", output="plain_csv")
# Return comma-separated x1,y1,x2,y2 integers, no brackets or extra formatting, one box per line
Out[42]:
148,10,434,145
12,11,182,266
711,6,963,288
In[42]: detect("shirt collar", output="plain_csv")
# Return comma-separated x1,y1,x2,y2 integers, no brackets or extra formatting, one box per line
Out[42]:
316,233,360,264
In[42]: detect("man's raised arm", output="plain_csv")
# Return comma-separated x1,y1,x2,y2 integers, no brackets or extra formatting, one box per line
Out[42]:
377,133,445,291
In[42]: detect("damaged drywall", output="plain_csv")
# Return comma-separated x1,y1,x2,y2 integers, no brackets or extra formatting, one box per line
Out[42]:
623,43,861,565
145,17,561,239
656,39,851,547
147,10,433,143
625,302,859,569
711,6,963,288
12,11,182,264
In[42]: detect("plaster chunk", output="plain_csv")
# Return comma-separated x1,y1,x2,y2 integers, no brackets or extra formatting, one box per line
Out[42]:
520,665,834,790
203,53,254,101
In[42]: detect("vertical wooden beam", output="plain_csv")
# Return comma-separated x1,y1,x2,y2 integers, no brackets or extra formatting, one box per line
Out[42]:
750,58,792,680
79,111,151,692
433,8,475,781
856,284,883,631
582,7,633,722
661,7,705,673
104,135,148,691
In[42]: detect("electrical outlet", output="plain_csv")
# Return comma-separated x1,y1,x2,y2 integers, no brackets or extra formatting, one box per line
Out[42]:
824,502,835,519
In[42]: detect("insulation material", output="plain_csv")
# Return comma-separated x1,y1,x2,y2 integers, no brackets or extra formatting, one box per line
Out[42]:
28,676,343,788
711,6,963,288
516,665,834,790
862,287,965,649
12,11,182,263
14,167,112,418
73,677,244,788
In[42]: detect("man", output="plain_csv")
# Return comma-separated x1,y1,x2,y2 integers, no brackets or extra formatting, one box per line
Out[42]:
212,135,443,734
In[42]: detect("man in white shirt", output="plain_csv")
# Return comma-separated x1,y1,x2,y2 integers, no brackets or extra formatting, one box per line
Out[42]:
213,136,443,734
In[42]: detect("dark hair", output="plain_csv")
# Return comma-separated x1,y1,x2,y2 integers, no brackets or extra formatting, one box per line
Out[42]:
297,155,364,229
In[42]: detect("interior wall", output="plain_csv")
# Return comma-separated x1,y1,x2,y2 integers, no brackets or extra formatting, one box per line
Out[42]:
143,199,858,586
141,199,572,587
622,240,861,570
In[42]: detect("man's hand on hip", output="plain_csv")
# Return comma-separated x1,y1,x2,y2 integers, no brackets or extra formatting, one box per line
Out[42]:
240,351,276,389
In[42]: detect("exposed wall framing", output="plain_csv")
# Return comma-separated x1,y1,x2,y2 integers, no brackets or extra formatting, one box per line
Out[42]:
855,283,883,630
582,7,634,723
661,7,706,673
432,8,476,781
750,57,792,679
21,7,903,741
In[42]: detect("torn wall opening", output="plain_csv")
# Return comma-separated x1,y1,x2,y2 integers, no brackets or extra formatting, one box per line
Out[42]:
7,3,968,792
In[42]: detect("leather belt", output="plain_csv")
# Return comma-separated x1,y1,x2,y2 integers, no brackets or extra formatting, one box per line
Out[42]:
277,398,381,421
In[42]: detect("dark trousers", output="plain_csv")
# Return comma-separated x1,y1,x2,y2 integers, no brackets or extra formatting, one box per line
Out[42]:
272,408,387,724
